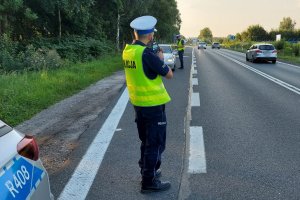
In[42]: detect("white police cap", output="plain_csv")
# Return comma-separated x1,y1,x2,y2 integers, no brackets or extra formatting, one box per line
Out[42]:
130,16,157,35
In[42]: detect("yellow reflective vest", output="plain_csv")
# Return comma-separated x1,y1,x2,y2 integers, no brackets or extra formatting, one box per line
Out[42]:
122,44,171,107
177,39,184,51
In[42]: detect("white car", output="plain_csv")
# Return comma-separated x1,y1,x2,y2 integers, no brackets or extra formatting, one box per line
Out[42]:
0,120,53,200
246,44,277,64
160,44,176,71
198,42,207,49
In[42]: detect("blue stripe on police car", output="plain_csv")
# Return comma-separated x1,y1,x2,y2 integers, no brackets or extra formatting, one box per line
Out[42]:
0,156,44,200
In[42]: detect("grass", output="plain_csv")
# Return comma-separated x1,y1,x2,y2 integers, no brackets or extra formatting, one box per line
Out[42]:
277,54,300,65
0,54,123,126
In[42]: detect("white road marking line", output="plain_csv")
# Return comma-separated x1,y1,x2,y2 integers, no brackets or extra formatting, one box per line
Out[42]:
176,56,190,58
187,49,206,174
277,61,300,69
58,88,129,200
191,63,195,73
191,92,200,107
192,78,198,86
188,126,207,173
215,51,300,95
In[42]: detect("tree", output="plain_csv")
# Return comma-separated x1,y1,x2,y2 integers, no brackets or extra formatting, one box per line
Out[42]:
25,0,95,38
279,17,296,32
240,31,249,42
0,0,37,39
113,0,123,51
198,27,212,43
244,25,268,41
235,33,242,41
148,0,181,42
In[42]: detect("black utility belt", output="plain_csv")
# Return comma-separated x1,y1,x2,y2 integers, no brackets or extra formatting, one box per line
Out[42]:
134,104,165,112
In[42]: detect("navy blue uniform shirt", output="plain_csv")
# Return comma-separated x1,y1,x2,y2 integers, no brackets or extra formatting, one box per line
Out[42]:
133,40,169,80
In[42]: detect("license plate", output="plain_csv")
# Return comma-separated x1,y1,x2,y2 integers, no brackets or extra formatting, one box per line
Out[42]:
0,156,44,200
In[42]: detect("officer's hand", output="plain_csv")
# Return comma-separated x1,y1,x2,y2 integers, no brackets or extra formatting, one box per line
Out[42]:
157,50,164,61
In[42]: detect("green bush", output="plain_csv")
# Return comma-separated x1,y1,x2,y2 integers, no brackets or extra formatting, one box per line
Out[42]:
23,45,45,70
32,36,114,62
273,40,285,50
292,44,300,56
0,50,20,71
45,49,62,69
23,45,62,71
221,40,252,52
0,34,23,71
0,35,114,72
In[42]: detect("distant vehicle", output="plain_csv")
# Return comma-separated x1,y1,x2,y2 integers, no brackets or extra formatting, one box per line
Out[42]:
198,42,207,49
246,44,277,64
0,119,53,200
160,44,176,71
212,42,221,49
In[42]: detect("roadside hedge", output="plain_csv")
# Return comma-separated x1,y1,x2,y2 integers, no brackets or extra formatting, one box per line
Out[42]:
31,36,114,62
0,35,114,73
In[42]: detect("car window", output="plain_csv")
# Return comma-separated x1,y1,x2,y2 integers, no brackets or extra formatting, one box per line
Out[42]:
160,45,172,53
0,120,13,137
259,45,275,50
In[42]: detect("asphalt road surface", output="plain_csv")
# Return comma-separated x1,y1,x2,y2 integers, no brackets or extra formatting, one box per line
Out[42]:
48,47,300,200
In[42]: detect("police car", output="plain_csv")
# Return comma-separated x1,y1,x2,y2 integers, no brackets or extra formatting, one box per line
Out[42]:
0,120,53,200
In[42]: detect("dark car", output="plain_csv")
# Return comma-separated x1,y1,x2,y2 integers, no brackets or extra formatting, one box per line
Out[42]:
212,42,220,49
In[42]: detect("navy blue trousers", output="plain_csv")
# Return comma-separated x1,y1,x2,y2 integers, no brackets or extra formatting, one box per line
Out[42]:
134,105,167,183
178,50,184,68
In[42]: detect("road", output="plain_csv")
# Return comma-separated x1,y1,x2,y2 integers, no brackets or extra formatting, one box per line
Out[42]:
49,47,300,199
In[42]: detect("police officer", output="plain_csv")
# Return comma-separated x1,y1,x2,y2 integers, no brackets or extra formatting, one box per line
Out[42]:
176,34,185,69
122,16,173,193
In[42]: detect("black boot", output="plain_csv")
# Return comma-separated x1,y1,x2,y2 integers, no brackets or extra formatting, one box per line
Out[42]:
141,179,171,193
155,169,162,178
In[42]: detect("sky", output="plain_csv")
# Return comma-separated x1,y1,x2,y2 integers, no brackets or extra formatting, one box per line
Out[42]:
177,0,300,37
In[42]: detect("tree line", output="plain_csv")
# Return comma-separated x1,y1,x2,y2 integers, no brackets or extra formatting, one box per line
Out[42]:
0,0,181,72
198,17,300,43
